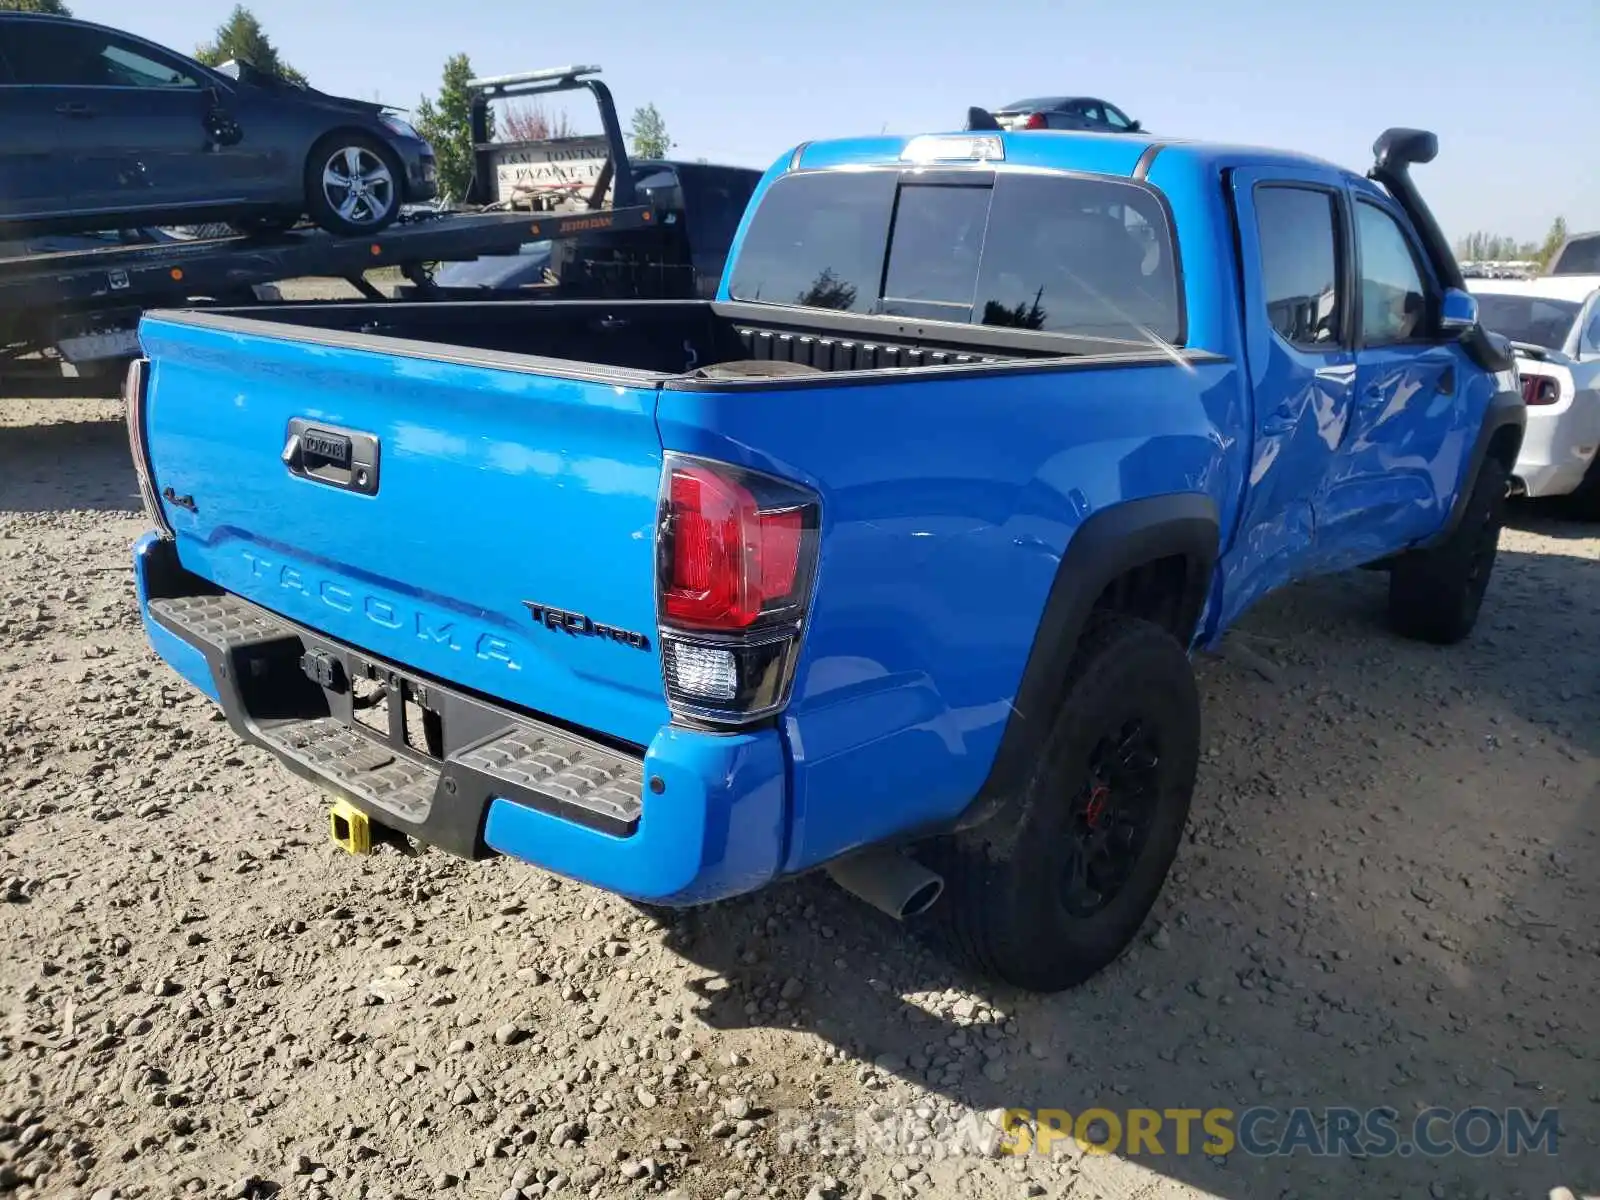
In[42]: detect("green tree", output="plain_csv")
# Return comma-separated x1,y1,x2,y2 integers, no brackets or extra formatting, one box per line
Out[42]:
1537,216,1569,270
1454,230,1541,264
796,267,855,311
414,53,486,203
195,4,307,86
0,0,71,12
629,103,673,159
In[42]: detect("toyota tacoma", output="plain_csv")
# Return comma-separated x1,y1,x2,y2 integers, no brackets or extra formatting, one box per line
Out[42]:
125,123,1522,991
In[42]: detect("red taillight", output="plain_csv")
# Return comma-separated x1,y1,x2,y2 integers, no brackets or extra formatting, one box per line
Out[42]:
756,508,803,599
663,465,806,630
1521,375,1560,406
1023,112,1048,130
657,454,820,724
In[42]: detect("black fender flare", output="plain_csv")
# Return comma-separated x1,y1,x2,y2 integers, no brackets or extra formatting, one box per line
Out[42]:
953,492,1221,831
1419,387,1526,550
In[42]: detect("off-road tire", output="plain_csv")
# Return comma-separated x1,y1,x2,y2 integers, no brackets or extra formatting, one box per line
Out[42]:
914,614,1200,993
1387,457,1508,645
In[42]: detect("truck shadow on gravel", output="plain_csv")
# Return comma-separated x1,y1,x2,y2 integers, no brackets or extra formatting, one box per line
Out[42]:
656,538,1599,1200
0,415,142,515
9,406,1593,1198
1507,496,1600,542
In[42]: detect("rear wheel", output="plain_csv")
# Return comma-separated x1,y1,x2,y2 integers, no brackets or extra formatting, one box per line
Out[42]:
916,614,1200,992
305,134,403,237
1387,457,1508,644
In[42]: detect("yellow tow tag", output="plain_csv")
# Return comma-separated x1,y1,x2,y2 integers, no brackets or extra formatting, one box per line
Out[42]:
329,800,372,855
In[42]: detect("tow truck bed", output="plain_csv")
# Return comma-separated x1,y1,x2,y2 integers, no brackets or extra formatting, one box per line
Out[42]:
0,207,655,395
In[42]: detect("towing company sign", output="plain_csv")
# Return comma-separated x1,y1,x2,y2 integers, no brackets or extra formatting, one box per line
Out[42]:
487,136,610,205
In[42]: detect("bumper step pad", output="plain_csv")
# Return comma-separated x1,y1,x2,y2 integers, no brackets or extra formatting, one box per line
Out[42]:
457,726,643,831
146,590,645,851
260,716,438,824
147,593,291,652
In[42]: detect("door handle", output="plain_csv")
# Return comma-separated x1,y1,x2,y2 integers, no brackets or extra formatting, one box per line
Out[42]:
282,420,381,496
55,102,95,118
1261,414,1297,436
1261,401,1298,436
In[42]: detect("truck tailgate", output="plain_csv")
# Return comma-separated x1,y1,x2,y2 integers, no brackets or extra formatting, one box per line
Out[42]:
137,313,670,748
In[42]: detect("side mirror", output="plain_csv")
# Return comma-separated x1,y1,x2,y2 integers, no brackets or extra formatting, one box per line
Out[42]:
1439,287,1478,336
1128,119,1142,132
203,86,243,147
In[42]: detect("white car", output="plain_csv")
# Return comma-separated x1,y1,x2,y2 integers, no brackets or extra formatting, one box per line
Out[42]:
1468,277,1600,515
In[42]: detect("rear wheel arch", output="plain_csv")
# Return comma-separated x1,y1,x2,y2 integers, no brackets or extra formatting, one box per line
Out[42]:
1424,387,1525,549
956,492,1219,830
1486,420,1523,476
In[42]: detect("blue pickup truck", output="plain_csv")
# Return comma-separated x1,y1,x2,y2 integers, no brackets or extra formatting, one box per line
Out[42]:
125,124,1522,992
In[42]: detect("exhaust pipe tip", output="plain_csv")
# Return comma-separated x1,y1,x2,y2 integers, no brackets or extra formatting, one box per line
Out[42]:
827,849,944,921
897,875,944,919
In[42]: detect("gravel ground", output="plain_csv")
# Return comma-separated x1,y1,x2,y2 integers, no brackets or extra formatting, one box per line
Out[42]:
1,396,1596,1200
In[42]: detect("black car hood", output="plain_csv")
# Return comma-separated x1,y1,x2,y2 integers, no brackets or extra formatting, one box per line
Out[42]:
221,59,386,115
305,88,387,115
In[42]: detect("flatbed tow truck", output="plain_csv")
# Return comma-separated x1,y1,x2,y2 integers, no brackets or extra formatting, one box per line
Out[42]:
0,66,658,398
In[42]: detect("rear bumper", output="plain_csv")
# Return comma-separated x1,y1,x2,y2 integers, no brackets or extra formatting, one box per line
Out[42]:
394,139,438,202
1515,401,1600,498
133,532,787,904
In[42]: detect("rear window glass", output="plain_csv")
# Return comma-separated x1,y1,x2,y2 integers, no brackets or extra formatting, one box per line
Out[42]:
881,183,991,317
725,170,895,313
728,169,1182,343
976,174,1179,340
1550,233,1600,276
1474,293,1581,350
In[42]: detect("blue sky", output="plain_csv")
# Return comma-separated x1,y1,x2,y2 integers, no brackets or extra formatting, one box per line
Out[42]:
76,0,1598,243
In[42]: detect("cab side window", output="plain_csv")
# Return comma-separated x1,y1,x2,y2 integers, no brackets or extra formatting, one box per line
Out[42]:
1101,104,1133,131
1253,185,1344,349
1356,202,1429,345
99,40,200,88
0,23,98,85
3,23,198,88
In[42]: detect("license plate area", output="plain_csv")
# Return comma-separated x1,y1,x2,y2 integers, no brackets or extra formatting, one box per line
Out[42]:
346,661,445,760
196,604,647,842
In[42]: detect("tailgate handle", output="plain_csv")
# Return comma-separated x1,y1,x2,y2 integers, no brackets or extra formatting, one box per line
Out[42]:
283,419,380,496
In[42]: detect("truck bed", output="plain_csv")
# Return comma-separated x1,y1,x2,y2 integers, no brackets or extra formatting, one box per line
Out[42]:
131,293,1233,895
162,297,1177,383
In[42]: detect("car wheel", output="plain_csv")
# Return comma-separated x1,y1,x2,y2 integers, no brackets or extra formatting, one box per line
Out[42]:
306,134,404,237
914,613,1200,992
1387,457,1508,644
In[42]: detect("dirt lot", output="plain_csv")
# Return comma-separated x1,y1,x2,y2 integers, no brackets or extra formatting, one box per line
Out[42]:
2,396,1596,1200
